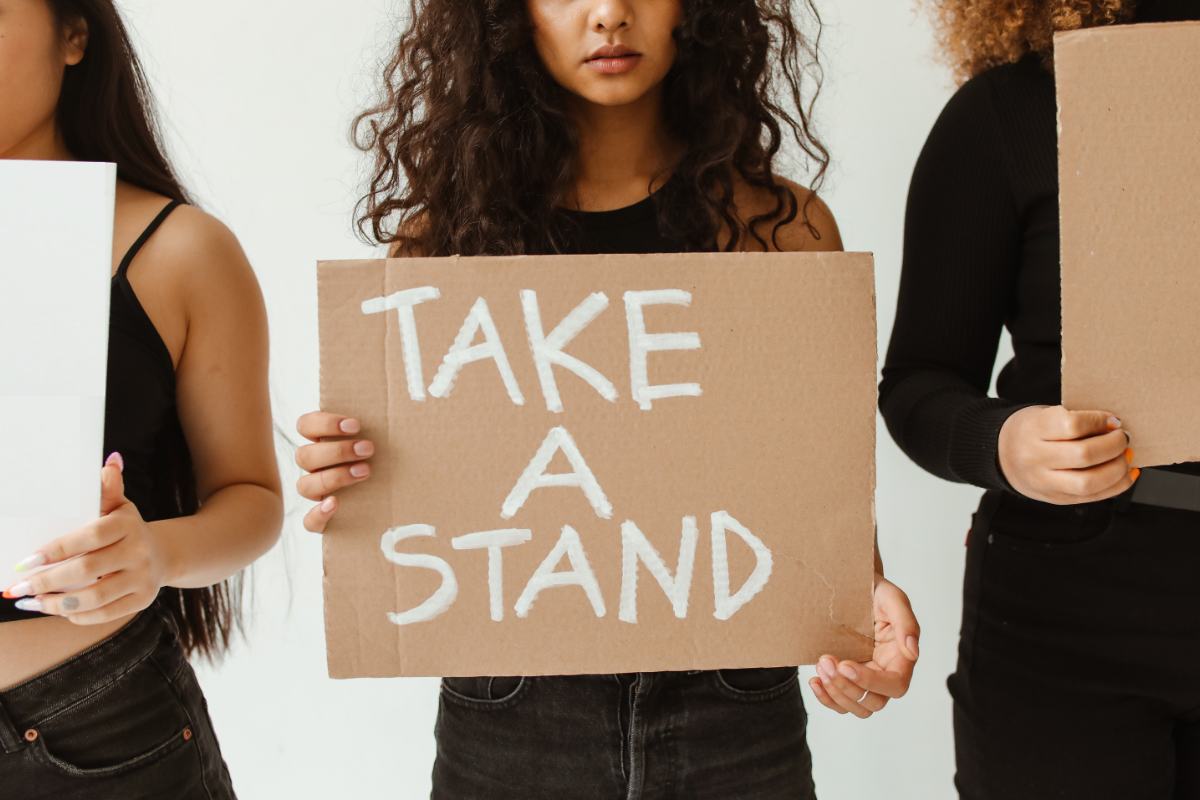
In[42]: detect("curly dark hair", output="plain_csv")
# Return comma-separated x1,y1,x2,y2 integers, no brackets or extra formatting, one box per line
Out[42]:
354,0,829,256
921,0,1135,81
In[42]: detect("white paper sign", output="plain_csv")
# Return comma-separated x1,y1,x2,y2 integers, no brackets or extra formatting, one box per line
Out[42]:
0,161,115,579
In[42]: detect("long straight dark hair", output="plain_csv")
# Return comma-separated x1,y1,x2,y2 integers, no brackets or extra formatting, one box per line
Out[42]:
48,0,240,660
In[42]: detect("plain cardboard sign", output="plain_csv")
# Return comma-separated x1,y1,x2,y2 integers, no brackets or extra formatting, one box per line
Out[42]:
318,252,876,678
0,161,115,579
1058,22,1200,468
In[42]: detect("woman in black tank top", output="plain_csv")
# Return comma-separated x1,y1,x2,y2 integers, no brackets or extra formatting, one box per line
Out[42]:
0,2,282,797
296,2,923,797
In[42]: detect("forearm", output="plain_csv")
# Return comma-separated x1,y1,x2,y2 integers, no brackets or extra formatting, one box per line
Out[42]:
152,483,283,589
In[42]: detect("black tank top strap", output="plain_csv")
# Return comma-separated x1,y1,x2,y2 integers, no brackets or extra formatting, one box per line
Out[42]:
117,200,182,280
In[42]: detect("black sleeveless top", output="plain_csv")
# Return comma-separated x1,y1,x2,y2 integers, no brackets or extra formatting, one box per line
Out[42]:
2,202,193,623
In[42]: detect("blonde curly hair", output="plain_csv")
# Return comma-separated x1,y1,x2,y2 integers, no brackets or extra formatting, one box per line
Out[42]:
921,0,1136,81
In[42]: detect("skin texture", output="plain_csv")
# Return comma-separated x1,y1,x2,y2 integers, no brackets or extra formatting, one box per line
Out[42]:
302,0,917,717
998,406,1137,505
0,0,283,689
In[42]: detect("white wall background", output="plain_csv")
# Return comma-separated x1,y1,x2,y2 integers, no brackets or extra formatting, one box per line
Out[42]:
113,1,1006,797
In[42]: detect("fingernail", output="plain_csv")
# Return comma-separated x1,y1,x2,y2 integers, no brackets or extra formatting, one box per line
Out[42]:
105,452,124,472
819,657,837,679
1107,417,1122,430
1132,468,1141,483
350,464,369,478
353,441,374,458
3,581,32,600
14,598,43,613
320,497,336,513
907,636,920,659
837,663,857,681
1125,449,1134,464
340,419,361,435
14,553,47,573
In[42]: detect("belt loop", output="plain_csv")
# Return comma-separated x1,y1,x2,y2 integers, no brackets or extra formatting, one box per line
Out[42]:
0,698,26,754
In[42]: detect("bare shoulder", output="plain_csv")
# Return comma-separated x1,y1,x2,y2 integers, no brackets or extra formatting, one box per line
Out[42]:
732,176,844,253
150,205,260,297
386,212,429,258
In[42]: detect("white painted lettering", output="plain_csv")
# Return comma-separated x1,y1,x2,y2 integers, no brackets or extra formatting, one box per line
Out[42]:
380,525,458,625
501,426,612,520
451,529,533,622
618,517,698,623
361,286,440,401
710,511,772,621
514,526,606,618
623,290,701,410
428,297,524,405
521,290,618,413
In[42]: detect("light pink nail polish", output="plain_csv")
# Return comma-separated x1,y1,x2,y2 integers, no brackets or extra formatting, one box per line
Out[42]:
105,452,124,472
14,598,43,613
1107,417,1122,430
353,441,374,458
14,553,47,573
838,663,857,681
907,636,920,659
340,419,361,435
350,464,369,478
321,497,336,513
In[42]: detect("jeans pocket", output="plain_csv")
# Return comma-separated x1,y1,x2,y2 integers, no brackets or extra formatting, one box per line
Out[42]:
440,676,529,709
25,656,194,777
713,667,799,701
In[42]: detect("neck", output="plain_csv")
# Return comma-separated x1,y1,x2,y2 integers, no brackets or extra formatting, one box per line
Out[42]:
566,84,675,212
0,116,73,162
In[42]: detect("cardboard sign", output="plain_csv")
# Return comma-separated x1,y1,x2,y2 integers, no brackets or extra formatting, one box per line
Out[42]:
0,161,115,578
1058,22,1200,468
318,253,876,678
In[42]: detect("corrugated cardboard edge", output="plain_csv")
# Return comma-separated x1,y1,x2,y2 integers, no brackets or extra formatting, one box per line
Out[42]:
318,259,391,680
1055,22,1200,468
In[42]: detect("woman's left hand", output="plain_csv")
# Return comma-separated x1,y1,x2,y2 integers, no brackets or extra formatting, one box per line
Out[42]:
808,574,920,719
3,454,169,625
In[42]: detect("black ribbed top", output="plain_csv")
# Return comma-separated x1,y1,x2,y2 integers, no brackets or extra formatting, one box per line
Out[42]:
880,9,1200,492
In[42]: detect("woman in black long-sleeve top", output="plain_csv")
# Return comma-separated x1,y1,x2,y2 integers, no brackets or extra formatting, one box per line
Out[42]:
881,0,1200,797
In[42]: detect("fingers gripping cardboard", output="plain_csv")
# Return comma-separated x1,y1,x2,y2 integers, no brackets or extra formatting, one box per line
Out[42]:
1058,22,1200,469
318,253,877,678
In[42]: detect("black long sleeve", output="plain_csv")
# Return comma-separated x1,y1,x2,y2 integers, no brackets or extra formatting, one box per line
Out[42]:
880,58,1060,492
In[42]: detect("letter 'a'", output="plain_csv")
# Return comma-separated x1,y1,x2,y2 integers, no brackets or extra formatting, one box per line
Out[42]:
501,426,613,520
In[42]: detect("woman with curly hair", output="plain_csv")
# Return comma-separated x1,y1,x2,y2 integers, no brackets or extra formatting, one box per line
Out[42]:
881,0,1199,797
295,1,921,796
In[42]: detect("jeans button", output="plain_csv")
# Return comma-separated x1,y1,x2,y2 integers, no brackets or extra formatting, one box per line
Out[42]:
24,730,37,742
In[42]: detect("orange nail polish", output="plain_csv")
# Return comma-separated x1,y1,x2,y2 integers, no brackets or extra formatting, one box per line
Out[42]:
1125,449,1134,464
1132,468,1141,483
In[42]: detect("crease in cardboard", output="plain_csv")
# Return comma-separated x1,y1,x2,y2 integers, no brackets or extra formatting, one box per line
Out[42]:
771,547,874,648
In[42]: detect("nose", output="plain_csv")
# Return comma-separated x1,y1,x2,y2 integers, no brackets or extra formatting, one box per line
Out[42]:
591,0,632,32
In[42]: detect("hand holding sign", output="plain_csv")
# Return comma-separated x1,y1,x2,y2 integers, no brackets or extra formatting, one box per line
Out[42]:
3,455,170,625
808,575,919,719
295,412,375,533
997,406,1137,505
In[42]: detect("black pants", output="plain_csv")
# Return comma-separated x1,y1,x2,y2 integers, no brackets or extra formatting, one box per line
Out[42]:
0,606,236,799
951,489,1200,799
431,668,816,799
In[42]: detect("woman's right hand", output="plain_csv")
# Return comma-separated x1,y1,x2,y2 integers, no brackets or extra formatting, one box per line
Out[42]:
295,412,375,533
998,405,1138,505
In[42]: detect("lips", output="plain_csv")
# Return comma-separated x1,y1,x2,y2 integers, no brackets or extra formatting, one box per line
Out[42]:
585,44,643,75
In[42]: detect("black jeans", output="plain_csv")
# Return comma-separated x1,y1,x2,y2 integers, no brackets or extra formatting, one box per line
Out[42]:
0,606,235,799
431,667,816,799
951,489,1200,799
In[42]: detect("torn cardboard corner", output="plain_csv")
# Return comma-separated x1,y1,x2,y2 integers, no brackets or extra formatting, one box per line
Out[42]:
318,252,877,679
1058,22,1200,469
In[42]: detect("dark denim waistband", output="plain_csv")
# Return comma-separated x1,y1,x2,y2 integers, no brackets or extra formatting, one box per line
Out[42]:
0,607,176,753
